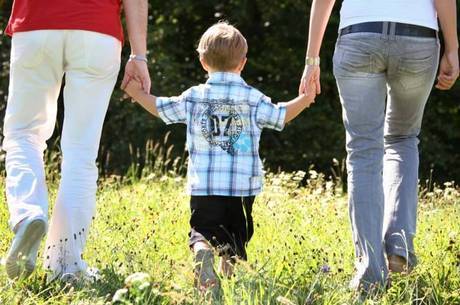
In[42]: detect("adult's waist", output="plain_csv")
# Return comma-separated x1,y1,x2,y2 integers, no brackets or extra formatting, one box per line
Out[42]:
340,22,437,38
5,2,123,42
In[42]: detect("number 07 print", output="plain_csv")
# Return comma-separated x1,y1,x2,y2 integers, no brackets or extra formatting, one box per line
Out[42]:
200,102,244,155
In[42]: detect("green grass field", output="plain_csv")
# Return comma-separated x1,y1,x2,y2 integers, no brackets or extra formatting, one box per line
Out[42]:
0,171,459,305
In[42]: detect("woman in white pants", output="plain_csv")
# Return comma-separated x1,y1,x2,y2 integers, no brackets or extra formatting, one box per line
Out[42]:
3,0,150,282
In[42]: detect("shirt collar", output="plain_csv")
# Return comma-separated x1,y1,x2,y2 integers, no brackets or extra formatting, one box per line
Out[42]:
206,72,246,85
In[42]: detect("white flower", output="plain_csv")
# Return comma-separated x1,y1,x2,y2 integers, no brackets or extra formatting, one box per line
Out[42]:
124,272,151,288
276,296,296,305
112,288,128,303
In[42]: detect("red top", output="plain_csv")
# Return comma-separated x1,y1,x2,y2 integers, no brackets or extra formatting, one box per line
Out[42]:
5,0,123,42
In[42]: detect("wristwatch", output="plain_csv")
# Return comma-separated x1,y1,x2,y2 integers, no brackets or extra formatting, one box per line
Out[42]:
129,54,148,63
305,56,320,66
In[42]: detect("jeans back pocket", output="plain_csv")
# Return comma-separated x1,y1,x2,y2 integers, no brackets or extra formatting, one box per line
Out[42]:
333,46,374,78
397,52,438,90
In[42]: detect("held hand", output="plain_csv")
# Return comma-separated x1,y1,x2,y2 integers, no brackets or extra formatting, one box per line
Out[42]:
436,50,459,90
299,65,321,95
301,79,317,108
123,79,144,102
121,59,151,93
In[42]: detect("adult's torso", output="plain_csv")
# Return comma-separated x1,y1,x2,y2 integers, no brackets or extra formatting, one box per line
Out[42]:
339,0,438,31
5,0,123,42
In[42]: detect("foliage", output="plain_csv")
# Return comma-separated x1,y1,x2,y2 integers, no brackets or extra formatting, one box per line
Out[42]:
0,1,459,182
0,171,459,304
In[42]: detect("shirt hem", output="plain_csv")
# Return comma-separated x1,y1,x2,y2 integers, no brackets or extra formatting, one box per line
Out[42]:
187,189,262,197
338,16,439,31
5,24,124,42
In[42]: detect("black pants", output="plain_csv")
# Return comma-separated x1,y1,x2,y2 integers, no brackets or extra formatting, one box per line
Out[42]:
189,196,255,260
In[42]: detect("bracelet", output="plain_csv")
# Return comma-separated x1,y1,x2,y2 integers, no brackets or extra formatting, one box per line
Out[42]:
305,56,320,66
129,54,148,63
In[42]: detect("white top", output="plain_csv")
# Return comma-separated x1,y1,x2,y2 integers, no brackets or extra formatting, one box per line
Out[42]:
339,0,438,31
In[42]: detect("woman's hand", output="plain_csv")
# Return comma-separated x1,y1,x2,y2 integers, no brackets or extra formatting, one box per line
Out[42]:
121,59,151,93
434,0,459,90
299,64,321,95
435,50,459,90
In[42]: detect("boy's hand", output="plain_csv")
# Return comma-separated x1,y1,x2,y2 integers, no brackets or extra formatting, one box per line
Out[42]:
122,78,159,117
300,79,317,108
284,79,317,124
123,79,144,102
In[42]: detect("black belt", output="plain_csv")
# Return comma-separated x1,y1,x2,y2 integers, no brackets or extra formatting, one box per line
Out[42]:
340,22,436,38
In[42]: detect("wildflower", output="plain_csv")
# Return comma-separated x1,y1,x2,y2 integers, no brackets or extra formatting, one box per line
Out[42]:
276,296,296,305
124,272,151,288
320,264,331,273
112,288,128,303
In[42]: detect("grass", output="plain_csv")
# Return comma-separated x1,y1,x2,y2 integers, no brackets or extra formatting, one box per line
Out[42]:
0,170,459,305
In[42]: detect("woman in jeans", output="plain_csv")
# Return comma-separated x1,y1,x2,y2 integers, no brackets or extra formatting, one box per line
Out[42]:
299,0,458,290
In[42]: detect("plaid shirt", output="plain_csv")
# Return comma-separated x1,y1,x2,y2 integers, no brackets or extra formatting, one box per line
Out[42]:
156,72,287,196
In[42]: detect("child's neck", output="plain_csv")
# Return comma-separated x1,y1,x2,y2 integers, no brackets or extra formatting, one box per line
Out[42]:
207,68,241,75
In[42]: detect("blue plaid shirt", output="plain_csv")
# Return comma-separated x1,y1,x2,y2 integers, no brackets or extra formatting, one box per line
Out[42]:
156,72,287,196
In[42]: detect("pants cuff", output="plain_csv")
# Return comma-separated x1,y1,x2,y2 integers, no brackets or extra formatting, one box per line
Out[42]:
385,237,417,267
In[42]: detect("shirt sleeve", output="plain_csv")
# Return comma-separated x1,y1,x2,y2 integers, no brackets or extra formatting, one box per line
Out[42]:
255,95,287,131
155,90,189,125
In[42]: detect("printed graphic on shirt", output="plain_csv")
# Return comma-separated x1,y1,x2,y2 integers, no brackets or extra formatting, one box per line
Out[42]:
199,101,247,155
233,133,252,153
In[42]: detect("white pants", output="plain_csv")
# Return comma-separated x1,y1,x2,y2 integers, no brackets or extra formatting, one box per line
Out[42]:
3,30,121,279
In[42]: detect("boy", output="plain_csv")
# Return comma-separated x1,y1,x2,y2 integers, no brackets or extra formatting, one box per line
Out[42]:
123,22,315,292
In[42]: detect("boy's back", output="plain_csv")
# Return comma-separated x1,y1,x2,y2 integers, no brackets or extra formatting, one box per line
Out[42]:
123,21,314,293
156,71,286,196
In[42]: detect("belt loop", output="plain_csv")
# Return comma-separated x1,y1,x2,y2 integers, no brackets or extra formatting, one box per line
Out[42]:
382,22,389,39
389,22,397,40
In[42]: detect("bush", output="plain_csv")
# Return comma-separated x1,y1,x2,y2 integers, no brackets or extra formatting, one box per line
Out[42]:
0,0,459,182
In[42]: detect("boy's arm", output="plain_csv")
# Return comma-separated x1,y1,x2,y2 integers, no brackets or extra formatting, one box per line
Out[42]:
283,92,315,124
256,86,315,130
125,81,159,117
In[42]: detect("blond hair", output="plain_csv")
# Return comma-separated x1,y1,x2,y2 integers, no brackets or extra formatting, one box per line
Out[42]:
197,22,248,71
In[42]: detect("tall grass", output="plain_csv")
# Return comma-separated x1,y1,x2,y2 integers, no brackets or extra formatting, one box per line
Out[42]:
0,142,458,305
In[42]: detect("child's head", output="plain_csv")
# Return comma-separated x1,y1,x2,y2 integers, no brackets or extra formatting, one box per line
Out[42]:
197,22,248,73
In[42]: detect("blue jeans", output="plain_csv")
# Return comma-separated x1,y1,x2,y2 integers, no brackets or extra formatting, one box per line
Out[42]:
333,31,439,288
